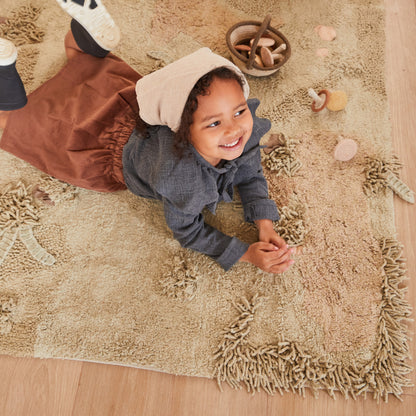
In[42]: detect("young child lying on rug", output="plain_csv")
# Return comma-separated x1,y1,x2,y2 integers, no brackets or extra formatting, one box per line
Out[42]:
0,0,296,274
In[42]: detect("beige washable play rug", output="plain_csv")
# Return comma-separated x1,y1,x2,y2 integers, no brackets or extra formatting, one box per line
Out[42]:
0,0,413,401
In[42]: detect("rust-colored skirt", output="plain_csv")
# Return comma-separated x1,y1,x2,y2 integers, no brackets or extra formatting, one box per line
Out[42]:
0,32,141,192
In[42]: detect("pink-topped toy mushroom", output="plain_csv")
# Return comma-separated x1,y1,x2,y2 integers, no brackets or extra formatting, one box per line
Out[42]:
333,137,358,161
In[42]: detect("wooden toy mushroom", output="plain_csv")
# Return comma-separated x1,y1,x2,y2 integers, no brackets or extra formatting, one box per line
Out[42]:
254,54,264,67
250,37,275,48
308,88,330,112
315,25,337,41
260,47,274,67
272,44,287,54
235,44,251,52
326,90,348,111
308,88,348,112
333,137,358,161
260,46,285,67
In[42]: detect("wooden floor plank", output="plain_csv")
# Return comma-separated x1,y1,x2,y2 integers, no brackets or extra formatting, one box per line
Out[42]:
0,355,82,416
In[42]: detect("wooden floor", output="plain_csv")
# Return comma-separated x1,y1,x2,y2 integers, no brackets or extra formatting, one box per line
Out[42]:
1,0,415,415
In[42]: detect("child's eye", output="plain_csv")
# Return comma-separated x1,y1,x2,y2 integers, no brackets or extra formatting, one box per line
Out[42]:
235,108,246,117
207,121,220,128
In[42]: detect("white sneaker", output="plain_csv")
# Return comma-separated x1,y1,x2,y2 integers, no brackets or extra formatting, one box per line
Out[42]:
56,0,120,51
0,38,18,66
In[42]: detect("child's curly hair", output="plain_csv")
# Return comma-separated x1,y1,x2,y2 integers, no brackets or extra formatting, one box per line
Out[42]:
135,66,246,158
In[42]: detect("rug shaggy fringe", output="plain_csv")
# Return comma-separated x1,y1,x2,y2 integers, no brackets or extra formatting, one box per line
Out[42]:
263,136,302,177
273,199,307,247
213,239,413,401
0,4,44,45
363,157,414,203
0,181,55,266
363,156,401,196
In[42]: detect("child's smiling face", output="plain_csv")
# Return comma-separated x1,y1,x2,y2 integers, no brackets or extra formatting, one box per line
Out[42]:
189,77,253,166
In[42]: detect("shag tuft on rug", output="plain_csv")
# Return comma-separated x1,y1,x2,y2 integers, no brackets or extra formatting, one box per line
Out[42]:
0,0,413,401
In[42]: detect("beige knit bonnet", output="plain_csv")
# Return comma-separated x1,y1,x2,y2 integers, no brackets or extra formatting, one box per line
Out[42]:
135,47,250,132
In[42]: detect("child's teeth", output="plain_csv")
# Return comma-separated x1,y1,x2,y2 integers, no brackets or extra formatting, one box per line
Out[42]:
223,139,239,147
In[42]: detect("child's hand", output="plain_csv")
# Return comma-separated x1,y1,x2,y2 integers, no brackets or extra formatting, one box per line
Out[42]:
239,242,295,274
238,218,296,273
255,218,286,247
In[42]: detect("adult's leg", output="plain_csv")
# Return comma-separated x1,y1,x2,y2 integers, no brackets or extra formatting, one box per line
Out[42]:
1,2,139,191
64,29,86,60
0,38,27,131
0,31,140,192
2,0,120,128
56,0,120,58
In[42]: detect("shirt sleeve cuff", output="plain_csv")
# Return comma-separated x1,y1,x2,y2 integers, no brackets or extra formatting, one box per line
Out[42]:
216,237,250,271
243,199,280,223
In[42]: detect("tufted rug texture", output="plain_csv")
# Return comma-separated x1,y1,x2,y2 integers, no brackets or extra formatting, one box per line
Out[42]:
0,0,413,401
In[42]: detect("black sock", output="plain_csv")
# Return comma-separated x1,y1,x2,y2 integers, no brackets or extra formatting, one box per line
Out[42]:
0,63,27,111
70,18,109,58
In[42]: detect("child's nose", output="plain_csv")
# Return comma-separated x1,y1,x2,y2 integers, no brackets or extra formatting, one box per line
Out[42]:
224,119,240,136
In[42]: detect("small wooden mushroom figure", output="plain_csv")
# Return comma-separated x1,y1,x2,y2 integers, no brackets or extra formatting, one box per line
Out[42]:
308,88,329,112
308,88,348,112
333,136,358,162
259,44,286,67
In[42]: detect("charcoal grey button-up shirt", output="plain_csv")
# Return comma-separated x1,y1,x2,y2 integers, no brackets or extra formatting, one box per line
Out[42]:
122,99,279,270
